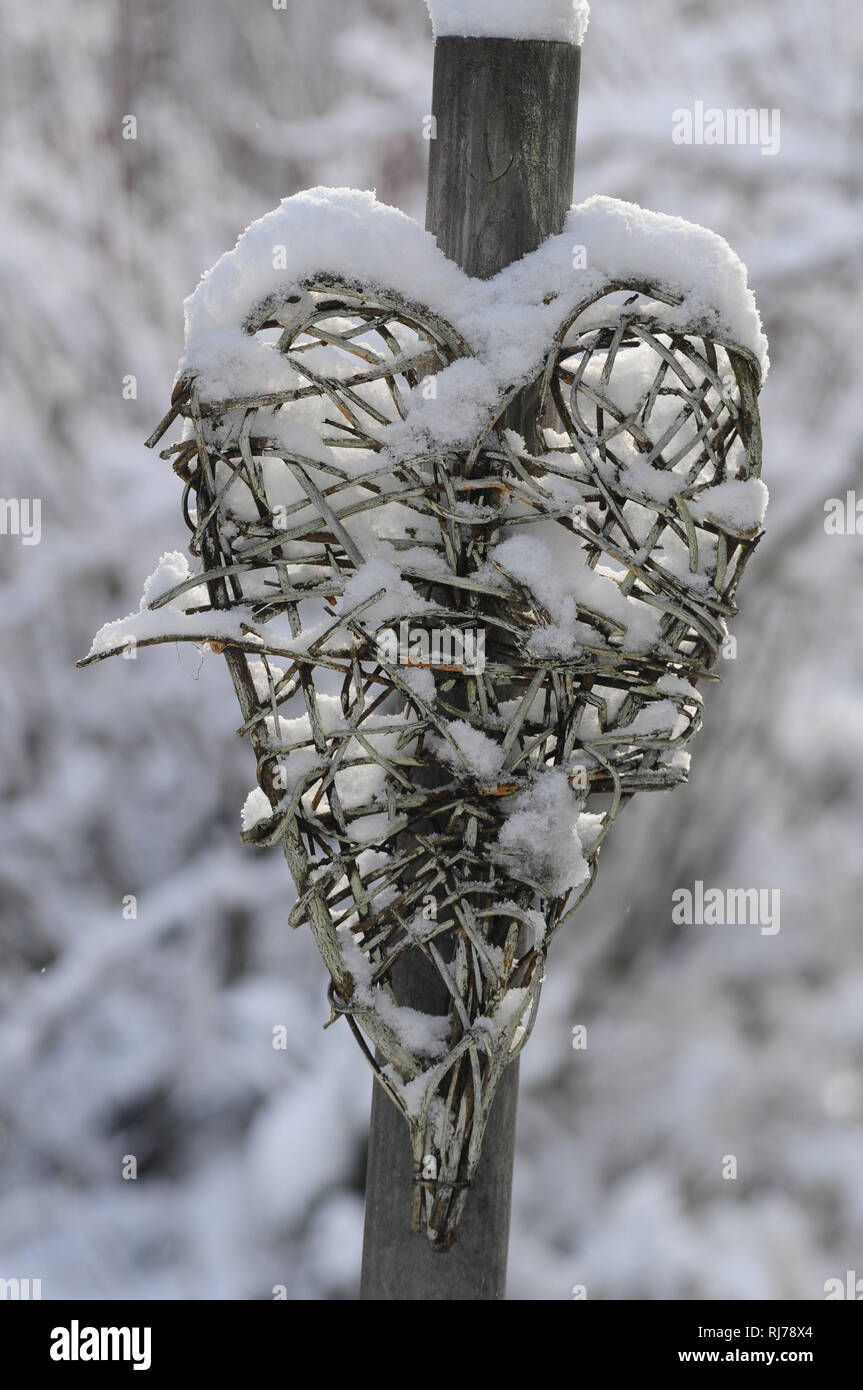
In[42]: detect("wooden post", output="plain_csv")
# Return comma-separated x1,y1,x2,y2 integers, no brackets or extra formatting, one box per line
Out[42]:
360,34,580,1302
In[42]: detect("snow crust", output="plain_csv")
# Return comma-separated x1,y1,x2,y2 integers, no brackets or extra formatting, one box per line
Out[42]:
88,552,252,658
424,0,590,44
496,770,591,896
182,187,768,422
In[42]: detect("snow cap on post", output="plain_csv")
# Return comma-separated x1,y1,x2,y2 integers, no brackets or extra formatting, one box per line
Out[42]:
424,0,590,43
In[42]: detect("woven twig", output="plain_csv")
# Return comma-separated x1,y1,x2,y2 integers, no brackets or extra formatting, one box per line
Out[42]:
85,275,762,1248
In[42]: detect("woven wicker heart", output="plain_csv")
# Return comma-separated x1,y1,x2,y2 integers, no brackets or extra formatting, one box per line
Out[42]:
83,191,764,1249
131,268,762,1247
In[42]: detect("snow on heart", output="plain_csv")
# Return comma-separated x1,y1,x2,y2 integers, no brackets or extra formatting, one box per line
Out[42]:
181,187,768,444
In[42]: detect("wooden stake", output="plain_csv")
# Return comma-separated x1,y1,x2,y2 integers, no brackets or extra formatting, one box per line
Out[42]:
360,34,580,1302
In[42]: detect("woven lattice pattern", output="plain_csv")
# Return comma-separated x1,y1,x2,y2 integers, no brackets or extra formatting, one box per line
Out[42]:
138,277,762,1247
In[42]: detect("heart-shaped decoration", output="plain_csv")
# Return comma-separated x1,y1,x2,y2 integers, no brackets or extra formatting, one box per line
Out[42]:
84,190,766,1248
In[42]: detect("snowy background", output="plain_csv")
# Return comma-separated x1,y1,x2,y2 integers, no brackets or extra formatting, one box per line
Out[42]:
1,0,862,1300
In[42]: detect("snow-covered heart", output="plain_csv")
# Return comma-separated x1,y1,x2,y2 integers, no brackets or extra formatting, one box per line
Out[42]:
85,188,766,1246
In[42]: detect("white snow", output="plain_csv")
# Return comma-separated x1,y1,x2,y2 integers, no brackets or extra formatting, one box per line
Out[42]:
492,531,661,654
385,357,501,461
337,926,451,1058
86,552,248,659
399,665,437,703
275,747,324,796
656,673,700,699
496,769,590,896
337,557,433,626
424,0,590,44
431,718,506,781
140,551,207,611
615,698,686,739
247,658,285,701
241,786,272,832
87,604,262,660
383,1066,439,1120
687,477,769,535
181,187,768,425
344,811,405,844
